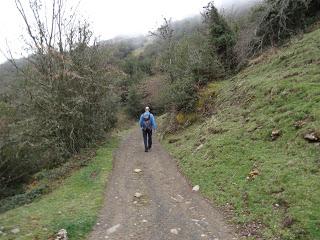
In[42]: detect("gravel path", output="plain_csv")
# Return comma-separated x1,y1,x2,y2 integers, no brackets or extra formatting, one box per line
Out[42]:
88,129,238,240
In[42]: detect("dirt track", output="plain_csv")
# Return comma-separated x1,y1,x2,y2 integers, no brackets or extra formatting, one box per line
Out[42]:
88,129,238,240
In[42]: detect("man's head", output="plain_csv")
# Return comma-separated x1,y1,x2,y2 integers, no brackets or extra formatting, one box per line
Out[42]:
145,106,150,112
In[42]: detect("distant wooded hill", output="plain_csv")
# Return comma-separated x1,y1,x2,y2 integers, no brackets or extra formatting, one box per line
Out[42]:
0,59,26,94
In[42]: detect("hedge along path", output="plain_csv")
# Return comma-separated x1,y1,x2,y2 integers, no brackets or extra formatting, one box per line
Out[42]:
0,137,118,240
88,128,238,240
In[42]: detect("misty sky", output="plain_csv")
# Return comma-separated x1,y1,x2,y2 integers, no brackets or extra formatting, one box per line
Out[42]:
0,0,257,63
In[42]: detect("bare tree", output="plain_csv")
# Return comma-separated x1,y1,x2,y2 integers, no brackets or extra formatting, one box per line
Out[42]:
253,0,319,50
149,18,176,80
149,18,174,41
0,0,117,193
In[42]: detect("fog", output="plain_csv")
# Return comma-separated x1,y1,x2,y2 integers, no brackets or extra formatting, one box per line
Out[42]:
216,0,260,8
0,0,260,64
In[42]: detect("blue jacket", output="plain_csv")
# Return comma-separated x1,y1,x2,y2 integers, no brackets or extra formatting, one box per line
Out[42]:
139,112,157,129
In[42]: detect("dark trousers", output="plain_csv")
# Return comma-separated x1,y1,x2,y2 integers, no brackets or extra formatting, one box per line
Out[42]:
142,129,152,150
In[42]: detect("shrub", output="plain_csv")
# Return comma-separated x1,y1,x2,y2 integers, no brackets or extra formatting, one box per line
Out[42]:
203,1,237,71
155,25,224,112
176,112,197,126
126,86,144,119
162,76,198,113
0,0,118,196
254,0,320,49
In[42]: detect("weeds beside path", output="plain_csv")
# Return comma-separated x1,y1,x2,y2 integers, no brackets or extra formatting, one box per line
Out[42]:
161,29,320,239
0,137,119,240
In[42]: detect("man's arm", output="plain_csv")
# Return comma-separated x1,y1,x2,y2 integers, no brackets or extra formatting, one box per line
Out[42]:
139,115,143,128
151,114,157,129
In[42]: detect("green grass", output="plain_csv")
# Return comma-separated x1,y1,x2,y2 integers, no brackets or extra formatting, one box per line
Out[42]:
162,29,320,239
0,137,119,240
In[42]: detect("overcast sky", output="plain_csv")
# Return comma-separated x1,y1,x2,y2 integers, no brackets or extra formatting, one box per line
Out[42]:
0,0,256,64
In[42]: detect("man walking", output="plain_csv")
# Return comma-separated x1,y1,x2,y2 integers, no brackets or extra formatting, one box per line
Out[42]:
139,106,157,152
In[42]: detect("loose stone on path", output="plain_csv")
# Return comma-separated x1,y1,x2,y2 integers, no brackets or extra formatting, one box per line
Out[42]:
106,224,121,235
134,192,142,198
192,185,200,192
170,228,180,235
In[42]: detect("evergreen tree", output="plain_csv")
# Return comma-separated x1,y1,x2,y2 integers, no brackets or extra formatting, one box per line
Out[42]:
203,2,237,71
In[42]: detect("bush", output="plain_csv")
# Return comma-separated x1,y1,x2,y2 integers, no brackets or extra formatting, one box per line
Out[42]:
0,184,48,213
155,27,224,112
0,1,118,196
203,2,237,71
176,112,197,126
156,73,197,113
149,5,236,113
253,0,320,49
230,3,267,65
126,86,144,119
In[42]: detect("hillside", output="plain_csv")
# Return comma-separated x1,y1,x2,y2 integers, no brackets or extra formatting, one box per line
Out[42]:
0,59,26,94
0,137,118,239
0,0,319,239
161,28,320,239
0,62,17,94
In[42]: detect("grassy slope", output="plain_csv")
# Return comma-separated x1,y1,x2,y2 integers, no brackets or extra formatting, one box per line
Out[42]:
0,137,118,240
163,29,320,239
